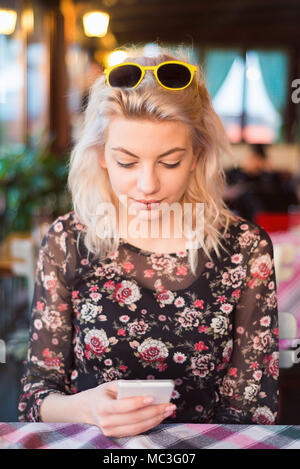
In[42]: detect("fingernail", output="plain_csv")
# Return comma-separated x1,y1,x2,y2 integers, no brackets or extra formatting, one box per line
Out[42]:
144,396,154,404
164,409,175,418
165,405,176,412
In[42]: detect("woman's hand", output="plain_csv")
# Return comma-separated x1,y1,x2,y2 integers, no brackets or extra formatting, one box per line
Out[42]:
80,380,176,437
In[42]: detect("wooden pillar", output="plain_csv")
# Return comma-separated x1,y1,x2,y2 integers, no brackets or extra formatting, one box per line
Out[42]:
285,47,300,143
47,0,70,153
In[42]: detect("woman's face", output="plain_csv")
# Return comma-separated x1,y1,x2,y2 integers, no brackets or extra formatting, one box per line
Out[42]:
99,116,199,230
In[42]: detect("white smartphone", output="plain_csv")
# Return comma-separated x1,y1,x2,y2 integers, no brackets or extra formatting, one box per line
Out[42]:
117,379,175,404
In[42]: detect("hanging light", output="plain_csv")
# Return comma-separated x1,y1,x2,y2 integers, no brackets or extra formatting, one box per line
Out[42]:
83,11,109,37
0,9,17,35
107,50,127,67
21,7,34,34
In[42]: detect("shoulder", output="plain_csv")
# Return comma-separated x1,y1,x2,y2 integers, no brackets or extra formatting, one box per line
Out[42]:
40,210,88,257
223,216,274,256
43,211,86,240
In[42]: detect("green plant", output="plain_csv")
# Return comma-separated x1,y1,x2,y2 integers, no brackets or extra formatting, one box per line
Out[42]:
0,145,72,235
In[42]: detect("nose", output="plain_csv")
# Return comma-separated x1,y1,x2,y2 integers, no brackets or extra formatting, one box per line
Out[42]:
136,164,160,195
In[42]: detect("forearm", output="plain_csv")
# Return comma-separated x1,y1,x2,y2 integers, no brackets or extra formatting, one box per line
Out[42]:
40,391,90,424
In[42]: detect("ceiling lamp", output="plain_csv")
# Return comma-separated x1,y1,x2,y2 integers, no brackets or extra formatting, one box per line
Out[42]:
107,50,127,67
83,11,109,37
0,9,17,35
21,8,34,34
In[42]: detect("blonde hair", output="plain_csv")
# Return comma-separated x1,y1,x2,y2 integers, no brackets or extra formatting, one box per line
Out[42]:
68,46,237,276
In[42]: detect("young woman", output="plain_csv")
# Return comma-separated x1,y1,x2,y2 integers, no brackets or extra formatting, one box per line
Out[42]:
18,51,279,436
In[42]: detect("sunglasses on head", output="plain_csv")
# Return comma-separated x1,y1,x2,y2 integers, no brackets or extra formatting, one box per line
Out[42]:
103,60,198,91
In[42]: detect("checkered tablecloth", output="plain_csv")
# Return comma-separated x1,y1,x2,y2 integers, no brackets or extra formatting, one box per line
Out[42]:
1,423,300,449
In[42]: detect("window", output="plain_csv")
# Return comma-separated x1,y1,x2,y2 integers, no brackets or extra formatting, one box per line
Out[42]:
204,49,289,144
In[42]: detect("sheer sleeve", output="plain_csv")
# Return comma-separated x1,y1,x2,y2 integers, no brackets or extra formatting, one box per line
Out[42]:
214,225,279,424
18,216,75,422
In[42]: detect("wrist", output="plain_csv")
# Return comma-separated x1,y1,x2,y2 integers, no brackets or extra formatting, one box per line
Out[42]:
74,389,94,426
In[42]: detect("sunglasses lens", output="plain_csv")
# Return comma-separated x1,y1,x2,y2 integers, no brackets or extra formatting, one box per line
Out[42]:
157,63,192,88
108,64,142,88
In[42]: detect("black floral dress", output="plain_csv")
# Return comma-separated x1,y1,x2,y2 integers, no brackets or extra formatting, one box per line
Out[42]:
18,211,279,424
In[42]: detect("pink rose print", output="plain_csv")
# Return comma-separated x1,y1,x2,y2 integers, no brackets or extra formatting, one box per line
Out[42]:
156,290,174,305
84,329,109,356
194,299,204,309
253,330,273,352
253,370,263,381
191,354,215,377
37,301,44,311
104,280,115,290
144,269,155,278
43,272,57,291
138,338,168,363
123,262,134,273
252,407,275,424
266,352,279,378
128,321,148,336
54,222,63,232
44,357,61,368
176,265,187,276
113,280,142,305
250,254,272,280
219,376,235,397
217,296,226,304
173,352,187,364
179,308,201,328
232,289,241,299
150,254,176,273
194,341,208,352
223,340,233,363
174,297,185,308
231,253,243,264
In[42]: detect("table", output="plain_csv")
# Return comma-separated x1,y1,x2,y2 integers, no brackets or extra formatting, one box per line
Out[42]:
1,422,300,449
270,229,300,350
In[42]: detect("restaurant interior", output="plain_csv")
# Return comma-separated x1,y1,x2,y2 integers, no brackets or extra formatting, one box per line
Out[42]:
0,0,300,424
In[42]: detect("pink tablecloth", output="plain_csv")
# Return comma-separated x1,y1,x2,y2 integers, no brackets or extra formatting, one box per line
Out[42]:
1,422,300,449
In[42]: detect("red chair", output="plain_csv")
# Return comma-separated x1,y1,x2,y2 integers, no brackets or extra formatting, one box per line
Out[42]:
288,211,300,230
254,212,289,233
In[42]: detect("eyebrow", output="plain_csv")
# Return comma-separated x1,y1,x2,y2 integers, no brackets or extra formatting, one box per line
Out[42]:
111,147,187,158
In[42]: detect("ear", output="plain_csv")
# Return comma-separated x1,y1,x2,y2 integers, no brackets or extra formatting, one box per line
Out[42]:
190,150,200,172
99,149,107,169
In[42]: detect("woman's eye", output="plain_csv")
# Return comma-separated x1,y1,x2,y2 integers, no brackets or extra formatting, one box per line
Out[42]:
117,162,181,168
117,162,135,168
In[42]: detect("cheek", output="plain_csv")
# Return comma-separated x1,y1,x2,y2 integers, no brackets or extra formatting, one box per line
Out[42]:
107,167,133,193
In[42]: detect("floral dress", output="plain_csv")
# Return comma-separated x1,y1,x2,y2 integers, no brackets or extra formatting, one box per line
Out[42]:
18,210,279,424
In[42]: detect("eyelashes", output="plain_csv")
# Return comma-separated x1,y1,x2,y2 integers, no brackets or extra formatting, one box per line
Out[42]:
117,162,181,169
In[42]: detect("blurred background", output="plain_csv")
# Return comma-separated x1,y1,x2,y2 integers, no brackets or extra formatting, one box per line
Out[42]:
0,0,300,423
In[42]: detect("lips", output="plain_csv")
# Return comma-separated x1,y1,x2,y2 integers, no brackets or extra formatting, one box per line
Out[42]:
135,199,161,204
131,198,163,210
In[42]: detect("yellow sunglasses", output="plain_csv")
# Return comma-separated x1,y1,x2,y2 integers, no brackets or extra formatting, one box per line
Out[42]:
103,60,198,91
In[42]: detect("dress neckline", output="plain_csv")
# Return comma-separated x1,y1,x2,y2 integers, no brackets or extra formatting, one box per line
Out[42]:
119,238,188,257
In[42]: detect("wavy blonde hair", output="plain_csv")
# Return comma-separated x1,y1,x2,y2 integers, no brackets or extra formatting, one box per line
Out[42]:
68,47,237,276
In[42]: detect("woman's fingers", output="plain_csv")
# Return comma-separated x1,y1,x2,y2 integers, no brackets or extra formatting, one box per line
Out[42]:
100,410,170,438
101,401,175,429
